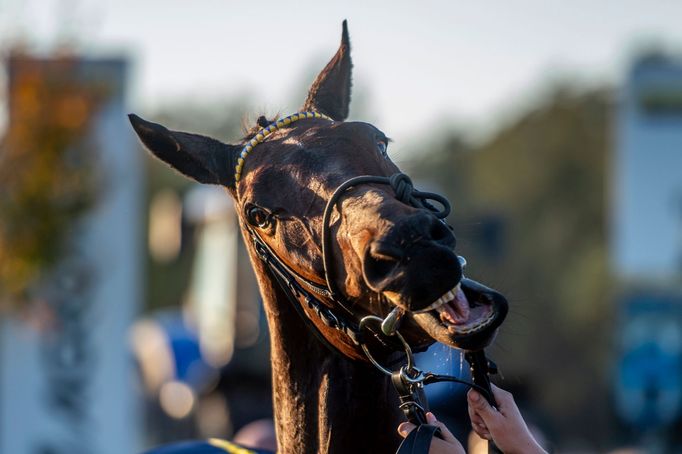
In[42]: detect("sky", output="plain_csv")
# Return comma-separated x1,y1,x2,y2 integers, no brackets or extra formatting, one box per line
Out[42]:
2,0,682,148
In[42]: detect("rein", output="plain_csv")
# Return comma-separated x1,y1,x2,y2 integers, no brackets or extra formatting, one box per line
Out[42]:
238,112,502,454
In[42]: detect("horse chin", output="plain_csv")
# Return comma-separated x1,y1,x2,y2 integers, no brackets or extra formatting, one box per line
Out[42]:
408,278,508,352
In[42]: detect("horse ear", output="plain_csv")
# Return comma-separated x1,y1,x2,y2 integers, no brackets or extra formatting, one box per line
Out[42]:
302,20,352,121
128,114,238,188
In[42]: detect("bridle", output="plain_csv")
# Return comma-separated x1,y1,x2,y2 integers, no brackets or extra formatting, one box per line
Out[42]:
236,111,453,354
237,112,504,454
245,172,453,357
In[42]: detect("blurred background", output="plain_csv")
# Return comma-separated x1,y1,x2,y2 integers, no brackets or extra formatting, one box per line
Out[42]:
1,1,682,453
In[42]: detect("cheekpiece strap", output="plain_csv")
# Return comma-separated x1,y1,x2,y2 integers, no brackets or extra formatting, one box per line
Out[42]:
234,111,333,183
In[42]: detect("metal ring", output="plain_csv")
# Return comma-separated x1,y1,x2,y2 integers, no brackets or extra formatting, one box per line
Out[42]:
358,315,415,376
399,365,426,384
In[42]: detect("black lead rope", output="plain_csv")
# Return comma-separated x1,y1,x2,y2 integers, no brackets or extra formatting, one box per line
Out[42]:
358,314,502,453
394,351,502,454
397,424,441,454
465,351,503,453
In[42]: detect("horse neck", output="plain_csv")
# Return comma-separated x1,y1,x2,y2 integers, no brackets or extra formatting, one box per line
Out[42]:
243,234,403,454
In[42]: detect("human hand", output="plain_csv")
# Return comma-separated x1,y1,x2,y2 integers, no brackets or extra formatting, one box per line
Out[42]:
467,384,547,454
397,412,465,454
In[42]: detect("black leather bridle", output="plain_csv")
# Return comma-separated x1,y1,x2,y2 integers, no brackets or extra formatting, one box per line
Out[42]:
245,173,451,355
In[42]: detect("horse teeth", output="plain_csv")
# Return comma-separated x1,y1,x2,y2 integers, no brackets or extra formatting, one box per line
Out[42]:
424,283,463,311
425,297,445,311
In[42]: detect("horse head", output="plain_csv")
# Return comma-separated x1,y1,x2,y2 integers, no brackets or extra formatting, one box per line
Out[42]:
129,21,507,366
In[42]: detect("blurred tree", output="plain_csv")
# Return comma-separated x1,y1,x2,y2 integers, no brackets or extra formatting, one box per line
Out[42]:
409,86,615,447
0,54,104,309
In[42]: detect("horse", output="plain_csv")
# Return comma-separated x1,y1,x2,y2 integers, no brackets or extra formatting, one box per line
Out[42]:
130,21,507,454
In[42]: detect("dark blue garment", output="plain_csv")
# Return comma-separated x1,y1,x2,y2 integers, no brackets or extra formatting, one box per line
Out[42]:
142,439,275,454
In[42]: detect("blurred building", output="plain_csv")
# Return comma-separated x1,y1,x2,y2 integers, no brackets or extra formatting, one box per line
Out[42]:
613,53,682,445
613,53,682,282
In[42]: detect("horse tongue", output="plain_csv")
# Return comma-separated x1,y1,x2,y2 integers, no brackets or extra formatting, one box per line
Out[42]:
451,287,470,322
439,287,471,324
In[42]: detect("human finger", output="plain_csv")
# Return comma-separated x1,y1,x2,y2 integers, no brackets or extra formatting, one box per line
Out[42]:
477,430,492,441
425,412,458,444
490,383,515,411
467,389,500,423
397,422,415,439
469,412,490,439
467,394,486,437
470,416,491,440
471,418,487,432
467,398,487,428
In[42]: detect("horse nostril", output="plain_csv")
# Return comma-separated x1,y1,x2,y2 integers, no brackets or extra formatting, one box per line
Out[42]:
370,241,404,261
363,241,402,287
429,219,455,246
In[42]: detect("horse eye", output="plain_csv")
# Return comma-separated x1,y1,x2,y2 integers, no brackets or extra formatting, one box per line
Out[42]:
246,205,272,229
377,140,388,158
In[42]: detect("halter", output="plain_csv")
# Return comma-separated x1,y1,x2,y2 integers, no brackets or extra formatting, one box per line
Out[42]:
237,112,504,454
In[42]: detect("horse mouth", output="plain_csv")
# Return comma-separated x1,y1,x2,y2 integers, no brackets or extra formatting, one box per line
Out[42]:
424,283,496,334
406,278,508,351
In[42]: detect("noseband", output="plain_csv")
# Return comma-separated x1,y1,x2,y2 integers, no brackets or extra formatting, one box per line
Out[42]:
321,173,451,303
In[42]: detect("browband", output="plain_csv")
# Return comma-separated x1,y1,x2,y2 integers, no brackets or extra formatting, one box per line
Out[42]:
234,111,333,183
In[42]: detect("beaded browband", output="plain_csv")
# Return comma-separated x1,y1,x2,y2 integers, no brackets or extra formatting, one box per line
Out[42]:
234,111,333,183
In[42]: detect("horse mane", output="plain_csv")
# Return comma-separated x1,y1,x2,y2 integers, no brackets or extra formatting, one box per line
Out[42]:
241,114,281,141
